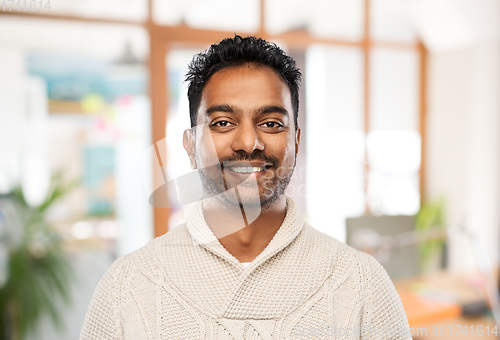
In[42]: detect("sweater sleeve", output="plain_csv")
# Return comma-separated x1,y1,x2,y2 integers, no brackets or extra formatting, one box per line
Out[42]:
360,253,412,340
79,256,128,340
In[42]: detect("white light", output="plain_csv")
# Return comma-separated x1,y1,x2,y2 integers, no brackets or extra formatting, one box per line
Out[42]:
96,220,121,239
71,221,94,239
21,77,51,208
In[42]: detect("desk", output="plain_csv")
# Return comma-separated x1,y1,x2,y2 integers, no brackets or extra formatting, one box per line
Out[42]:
394,271,498,339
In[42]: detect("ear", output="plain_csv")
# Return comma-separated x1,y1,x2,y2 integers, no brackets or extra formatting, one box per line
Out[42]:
295,128,301,156
183,128,197,169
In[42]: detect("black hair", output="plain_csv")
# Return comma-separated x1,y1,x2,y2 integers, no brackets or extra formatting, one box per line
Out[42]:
185,35,302,131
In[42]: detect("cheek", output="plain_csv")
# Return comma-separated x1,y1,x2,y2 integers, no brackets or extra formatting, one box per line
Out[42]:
281,140,297,164
208,133,237,163
269,139,296,169
196,131,221,167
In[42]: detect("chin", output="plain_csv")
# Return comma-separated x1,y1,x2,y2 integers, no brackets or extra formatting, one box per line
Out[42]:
259,193,282,212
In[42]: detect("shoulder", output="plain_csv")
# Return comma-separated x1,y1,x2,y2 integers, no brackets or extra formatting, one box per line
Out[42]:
351,249,412,338
355,250,397,294
304,223,388,268
80,228,190,340
302,223,404,297
304,226,411,337
301,223,379,287
116,222,191,260
91,227,189,298
106,223,191,286
305,227,402,304
99,251,136,286
302,223,369,267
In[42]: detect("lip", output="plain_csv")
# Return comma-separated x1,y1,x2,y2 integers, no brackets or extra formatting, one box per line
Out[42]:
222,161,274,169
222,161,274,180
224,168,272,180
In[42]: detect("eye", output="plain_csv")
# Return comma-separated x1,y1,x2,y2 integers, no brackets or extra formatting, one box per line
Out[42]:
260,121,284,129
215,121,230,127
211,120,235,130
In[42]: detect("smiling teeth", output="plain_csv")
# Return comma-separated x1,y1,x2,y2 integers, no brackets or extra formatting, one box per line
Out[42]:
229,167,265,173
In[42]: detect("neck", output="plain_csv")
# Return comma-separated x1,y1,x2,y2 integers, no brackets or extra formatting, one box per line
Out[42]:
202,195,287,262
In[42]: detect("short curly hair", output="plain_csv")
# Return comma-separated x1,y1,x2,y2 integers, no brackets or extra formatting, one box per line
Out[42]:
185,35,302,131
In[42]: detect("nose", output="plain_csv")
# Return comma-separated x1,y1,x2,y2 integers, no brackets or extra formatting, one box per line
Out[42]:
231,121,264,154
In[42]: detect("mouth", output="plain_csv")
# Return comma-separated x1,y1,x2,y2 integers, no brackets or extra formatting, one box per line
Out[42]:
222,161,274,174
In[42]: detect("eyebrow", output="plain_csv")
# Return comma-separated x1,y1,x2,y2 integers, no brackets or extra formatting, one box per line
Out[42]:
206,104,233,115
205,104,289,117
256,105,289,117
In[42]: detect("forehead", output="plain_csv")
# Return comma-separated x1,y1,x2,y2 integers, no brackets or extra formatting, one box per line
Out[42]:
199,64,292,112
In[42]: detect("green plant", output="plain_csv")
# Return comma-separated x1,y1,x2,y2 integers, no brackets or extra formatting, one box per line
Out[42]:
415,197,446,273
0,171,80,340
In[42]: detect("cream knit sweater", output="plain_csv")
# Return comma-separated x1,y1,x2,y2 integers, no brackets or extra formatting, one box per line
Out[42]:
80,197,412,339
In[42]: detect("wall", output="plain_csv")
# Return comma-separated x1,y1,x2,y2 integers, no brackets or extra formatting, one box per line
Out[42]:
426,43,500,270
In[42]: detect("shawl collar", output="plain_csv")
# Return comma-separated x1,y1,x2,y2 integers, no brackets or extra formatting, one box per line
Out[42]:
185,196,305,268
141,196,342,319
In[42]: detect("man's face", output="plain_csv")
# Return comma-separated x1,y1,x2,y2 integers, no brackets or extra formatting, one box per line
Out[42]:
183,64,300,212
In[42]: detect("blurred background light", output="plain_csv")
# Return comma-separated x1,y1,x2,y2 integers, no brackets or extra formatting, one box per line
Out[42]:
71,221,94,240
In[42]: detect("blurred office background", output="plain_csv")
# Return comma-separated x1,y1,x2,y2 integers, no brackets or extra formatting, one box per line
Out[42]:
0,0,499,339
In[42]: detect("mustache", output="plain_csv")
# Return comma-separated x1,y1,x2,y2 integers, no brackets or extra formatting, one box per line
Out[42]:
219,151,279,167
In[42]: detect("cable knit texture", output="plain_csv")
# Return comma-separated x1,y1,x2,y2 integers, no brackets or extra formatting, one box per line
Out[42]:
80,197,412,339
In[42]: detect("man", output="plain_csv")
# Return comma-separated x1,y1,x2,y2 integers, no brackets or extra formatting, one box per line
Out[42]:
81,35,411,339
